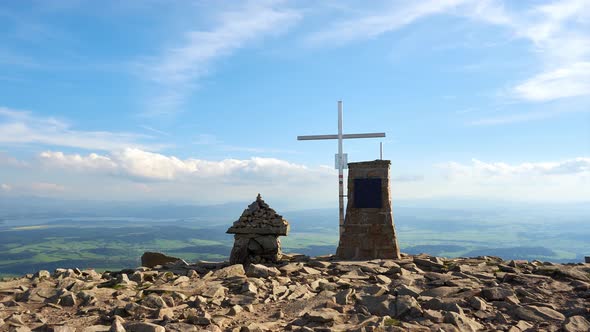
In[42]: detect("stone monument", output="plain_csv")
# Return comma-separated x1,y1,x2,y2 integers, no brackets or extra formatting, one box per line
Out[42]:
227,194,289,264
336,160,401,260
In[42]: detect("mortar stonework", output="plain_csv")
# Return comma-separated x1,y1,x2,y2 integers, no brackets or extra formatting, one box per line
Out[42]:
336,160,401,260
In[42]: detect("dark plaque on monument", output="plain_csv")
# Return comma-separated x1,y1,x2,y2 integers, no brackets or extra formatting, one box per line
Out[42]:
353,178,382,208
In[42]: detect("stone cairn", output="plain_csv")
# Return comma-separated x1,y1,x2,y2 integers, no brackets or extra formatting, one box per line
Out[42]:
226,194,289,265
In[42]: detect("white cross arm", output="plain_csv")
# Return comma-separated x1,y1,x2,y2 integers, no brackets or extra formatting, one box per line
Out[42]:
297,132,385,141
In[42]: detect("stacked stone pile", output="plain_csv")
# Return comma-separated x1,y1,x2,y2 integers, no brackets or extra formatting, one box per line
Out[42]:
1,253,589,331
227,194,289,265
227,194,289,235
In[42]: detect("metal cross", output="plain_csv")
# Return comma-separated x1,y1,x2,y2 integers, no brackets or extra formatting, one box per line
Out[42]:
297,100,385,235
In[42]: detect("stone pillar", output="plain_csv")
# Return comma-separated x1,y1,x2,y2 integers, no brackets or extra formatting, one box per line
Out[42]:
336,160,401,260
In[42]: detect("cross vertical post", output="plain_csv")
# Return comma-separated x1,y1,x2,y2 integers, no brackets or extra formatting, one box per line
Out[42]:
337,101,344,235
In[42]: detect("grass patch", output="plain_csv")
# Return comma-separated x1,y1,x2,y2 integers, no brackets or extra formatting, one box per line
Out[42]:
282,232,338,249
153,239,192,250
384,318,401,326
111,284,127,290
188,239,225,246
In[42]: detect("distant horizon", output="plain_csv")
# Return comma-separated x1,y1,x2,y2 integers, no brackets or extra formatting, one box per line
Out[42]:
1,194,589,217
0,195,587,277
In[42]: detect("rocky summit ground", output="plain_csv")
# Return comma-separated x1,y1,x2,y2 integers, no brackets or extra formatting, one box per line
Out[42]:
1,254,589,332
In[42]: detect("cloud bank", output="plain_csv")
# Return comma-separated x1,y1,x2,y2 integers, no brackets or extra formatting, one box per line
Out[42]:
2,149,589,204
0,107,155,151
39,148,334,183
141,1,301,115
439,158,590,179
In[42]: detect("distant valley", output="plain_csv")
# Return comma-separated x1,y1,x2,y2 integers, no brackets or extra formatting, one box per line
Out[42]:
0,198,588,277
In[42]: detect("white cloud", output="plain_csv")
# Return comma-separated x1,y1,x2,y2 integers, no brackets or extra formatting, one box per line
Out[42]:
546,158,590,175
305,0,516,46
8,149,590,205
306,0,471,46
306,0,590,103
147,3,299,85
39,148,334,182
39,151,119,171
514,62,590,101
0,107,158,151
140,2,301,115
468,110,556,126
35,148,338,206
459,0,513,26
0,182,66,195
507,0,590,102
30,182,66,192
0,151,29,167
520,0,590,49
424,157,590,201
439,157,590,179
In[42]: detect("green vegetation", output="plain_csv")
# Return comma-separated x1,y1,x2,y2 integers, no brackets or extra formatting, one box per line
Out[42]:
110,284,127,290
384,318,401,326
0,207,588,277
0,219,234,276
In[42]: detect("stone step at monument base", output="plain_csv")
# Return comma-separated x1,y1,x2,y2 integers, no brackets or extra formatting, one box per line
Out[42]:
336,247,398,260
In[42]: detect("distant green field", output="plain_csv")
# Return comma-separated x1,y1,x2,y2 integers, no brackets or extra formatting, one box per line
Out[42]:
0,220,234,276
0,210,588,277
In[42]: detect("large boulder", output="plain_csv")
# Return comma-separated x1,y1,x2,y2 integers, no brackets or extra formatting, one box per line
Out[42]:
246,264,280,278
513,305,566,322
212,264,245,278
358,295,396,316
481,287,515,301
563,316,590,332
141,252,183,268
443,311,484,332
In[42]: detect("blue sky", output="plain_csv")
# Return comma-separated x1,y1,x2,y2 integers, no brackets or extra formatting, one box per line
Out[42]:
0,0,589,208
